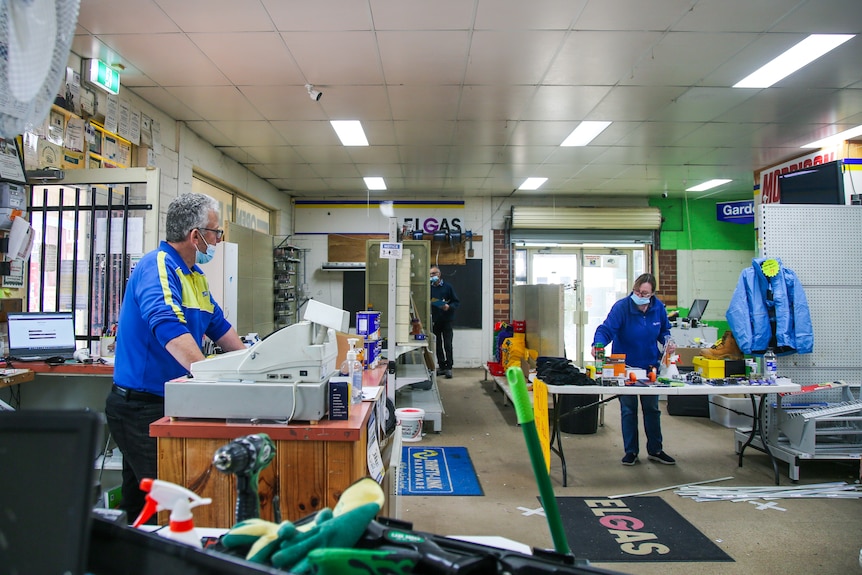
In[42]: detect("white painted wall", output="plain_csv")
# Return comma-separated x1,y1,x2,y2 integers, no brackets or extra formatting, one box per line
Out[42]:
676,249,755,323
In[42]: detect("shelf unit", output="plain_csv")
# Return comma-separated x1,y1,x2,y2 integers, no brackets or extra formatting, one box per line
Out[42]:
273,240,304,330
365,235,444,431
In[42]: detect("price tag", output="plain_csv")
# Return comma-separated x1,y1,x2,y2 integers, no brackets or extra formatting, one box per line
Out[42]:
380,242,403,259
761,258,780,277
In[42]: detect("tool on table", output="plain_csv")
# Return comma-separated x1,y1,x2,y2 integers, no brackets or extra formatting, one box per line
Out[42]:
131,478,212,547
506,366,571,555
213,433,276,524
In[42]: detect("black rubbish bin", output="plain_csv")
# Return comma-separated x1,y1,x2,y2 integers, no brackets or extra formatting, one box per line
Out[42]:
558,393,600,434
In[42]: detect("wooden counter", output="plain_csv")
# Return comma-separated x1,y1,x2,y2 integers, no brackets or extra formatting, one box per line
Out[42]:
19,361,114,377
0,369,34,390
151,365,387,528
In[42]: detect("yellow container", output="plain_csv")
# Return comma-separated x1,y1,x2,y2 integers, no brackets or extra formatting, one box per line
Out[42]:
693,356,724,378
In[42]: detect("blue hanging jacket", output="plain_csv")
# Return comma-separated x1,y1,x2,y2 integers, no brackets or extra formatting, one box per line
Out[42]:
726,257,813,356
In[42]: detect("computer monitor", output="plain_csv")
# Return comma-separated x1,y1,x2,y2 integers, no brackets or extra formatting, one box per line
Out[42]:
0,410,101,575
686,299,709,321
6,311,77,361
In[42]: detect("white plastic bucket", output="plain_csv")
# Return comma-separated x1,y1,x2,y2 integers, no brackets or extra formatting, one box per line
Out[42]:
395,407,425,442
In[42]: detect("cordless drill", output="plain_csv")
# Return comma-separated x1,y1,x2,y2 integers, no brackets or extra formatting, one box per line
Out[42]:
212,433,276,524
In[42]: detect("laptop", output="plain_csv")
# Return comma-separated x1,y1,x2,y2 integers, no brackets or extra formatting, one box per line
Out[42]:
686,299,709,321
6,311,77,361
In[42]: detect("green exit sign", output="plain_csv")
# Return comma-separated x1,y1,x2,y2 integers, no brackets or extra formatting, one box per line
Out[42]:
84,59,120,95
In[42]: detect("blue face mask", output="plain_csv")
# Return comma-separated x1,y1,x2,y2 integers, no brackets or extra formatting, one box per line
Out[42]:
195,233,217,265
630,293,651,306
430,275,440,284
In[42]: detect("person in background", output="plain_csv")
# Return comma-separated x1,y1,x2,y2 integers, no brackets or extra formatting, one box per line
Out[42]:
592,273,676,466
430,266,460,379
105,193,246,522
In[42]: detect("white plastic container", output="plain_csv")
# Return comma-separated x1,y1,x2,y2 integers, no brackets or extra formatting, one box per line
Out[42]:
708,394,754,429
395,407,425,442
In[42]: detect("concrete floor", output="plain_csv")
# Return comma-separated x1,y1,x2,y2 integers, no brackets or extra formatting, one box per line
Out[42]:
397,368,862,575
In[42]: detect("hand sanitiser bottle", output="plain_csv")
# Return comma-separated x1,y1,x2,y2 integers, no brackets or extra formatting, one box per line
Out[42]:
764,348,778,384
344,338,363,404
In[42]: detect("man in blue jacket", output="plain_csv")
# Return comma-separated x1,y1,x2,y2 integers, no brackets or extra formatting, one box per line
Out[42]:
430,266,460,379
105,193,246,522
592,273,676,466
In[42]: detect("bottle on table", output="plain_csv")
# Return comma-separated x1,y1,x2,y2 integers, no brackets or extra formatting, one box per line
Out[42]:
764,348,777,383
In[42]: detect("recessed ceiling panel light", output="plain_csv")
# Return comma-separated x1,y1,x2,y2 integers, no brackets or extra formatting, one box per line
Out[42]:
561,121,612,147
733,34,855,89
330,120,369,146
686,179,732,192
801,124,862,148
364,176,386,190
519,177,548,190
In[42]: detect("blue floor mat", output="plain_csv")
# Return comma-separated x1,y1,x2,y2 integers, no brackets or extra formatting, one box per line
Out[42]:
398,446,484,496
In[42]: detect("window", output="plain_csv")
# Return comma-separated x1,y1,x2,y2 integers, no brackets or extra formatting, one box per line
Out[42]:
191,175,272,234
26,169,157,352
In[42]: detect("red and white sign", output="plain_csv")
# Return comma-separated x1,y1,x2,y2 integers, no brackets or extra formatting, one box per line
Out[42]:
756,147,841,206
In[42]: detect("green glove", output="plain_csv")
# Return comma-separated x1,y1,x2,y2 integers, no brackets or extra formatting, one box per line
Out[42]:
220,518,291,564
270,477,385,573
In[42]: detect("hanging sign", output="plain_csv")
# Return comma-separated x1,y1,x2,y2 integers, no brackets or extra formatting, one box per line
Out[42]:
380,242,403,259
716,200,754,224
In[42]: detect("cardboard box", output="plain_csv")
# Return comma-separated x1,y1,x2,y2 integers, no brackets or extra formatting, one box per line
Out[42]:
328,377,350,420
675,347,707,367
693,356,724,378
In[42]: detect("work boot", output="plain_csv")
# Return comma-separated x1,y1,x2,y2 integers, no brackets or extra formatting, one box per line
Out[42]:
699,330,743,360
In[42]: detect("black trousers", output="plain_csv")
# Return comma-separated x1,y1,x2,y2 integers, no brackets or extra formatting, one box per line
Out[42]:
433,319,454,370
104,387,164,523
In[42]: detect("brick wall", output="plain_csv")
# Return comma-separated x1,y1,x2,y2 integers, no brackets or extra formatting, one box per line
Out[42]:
493,229,510,324
657,249,678,308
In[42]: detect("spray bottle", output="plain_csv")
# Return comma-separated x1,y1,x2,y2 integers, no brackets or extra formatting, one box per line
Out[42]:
132,478,212,547
343,338,363,404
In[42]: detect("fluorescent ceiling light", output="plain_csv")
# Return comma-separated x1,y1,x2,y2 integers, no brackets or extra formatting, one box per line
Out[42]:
802,124,862,148
733,34,855,88
686,179,732,192
519,177,548,190
330,120,368,146
364,176,386,190
561,121,612,146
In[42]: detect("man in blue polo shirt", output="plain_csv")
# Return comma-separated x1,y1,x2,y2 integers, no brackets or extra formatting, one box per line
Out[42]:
105,193,245,522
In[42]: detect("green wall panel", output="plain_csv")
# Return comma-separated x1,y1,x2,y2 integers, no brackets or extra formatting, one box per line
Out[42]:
652,197,755,251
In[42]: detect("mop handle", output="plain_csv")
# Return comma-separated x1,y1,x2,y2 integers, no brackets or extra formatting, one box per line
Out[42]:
506,367,571,555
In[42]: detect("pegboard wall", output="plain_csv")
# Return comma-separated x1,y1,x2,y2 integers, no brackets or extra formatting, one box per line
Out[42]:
760,205,862,385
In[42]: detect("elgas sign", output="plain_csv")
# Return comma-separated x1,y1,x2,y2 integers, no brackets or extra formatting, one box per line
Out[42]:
403,217,463,235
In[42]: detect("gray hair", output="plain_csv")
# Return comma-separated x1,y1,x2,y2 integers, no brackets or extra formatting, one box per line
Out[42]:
165,193,219,242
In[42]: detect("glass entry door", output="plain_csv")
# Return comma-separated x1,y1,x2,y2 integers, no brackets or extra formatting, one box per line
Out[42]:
525,248,645,366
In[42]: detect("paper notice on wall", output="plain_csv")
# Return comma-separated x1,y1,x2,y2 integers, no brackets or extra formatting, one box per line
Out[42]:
104,95,119,134
7,216,34,260
95,217,144,255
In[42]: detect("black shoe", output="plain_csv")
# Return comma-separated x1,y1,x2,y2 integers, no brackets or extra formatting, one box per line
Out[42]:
621,453,639,466
648,451,676,465
445,369,453,379
436,368,445,376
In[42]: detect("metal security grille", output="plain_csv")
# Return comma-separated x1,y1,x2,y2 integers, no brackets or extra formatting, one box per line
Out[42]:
28,182,151,351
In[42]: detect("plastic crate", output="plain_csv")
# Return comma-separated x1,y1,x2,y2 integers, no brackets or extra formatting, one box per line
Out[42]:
487,361,505,376
709,394,753,428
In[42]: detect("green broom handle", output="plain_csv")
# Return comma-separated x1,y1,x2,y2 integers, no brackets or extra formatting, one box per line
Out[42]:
506,367,571,555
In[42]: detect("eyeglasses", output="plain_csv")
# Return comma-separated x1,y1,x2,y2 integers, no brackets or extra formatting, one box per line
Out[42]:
634,289,653,298
198,227,224,241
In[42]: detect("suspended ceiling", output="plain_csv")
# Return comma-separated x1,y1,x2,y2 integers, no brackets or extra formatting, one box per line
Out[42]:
70,0,862,200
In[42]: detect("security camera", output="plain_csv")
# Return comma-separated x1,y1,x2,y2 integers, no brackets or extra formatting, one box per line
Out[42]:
661,191,669,198
305,84,322,101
